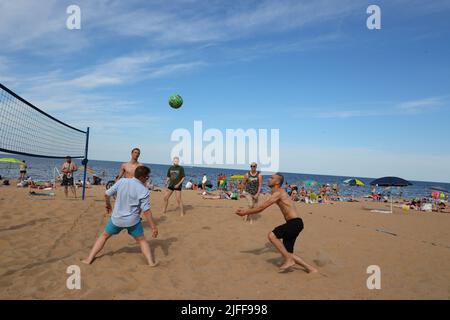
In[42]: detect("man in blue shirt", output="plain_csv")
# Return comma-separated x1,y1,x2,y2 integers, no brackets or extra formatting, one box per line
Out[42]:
82,166,158,266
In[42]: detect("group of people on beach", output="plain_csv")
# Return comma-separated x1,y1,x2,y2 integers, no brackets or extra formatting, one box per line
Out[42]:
81,147,318,274
286,183,341,203
13,157,79,196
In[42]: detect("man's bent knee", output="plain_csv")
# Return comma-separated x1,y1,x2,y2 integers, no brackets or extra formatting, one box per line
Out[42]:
268,232,277,241
102,232,112,239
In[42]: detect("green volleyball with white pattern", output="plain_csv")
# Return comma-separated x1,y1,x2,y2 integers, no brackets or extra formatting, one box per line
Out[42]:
168,94,183,109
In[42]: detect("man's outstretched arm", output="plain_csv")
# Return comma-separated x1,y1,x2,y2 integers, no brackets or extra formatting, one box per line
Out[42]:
236,192,281,216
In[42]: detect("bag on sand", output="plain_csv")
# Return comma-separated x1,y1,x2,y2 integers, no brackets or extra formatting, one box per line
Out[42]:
231,192,240,200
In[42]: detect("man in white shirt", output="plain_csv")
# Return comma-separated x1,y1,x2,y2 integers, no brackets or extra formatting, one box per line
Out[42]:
82,166,159,266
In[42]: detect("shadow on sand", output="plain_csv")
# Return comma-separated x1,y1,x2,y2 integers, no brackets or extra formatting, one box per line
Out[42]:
98,237,178,260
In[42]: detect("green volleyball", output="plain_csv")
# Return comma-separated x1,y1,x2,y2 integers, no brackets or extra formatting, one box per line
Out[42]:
168,94,183,109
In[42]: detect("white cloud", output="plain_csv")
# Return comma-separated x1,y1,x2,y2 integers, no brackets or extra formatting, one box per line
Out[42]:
0,0,89,54
2,0,353,55
89,0,357,46
68,52,180,88
1,48,203,115
147,61,206,78
310,96,449,119
397,97,445,112
7,51,205,92
314,109,389,119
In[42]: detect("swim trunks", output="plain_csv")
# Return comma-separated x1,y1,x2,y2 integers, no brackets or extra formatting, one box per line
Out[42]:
272,218,304,253
104,218,144,238
61,174,74,186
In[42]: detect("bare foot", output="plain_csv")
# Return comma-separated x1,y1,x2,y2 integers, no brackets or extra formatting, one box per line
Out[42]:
307,267,319,274
278,259,295,273
81,258,92,265
149,261,159,267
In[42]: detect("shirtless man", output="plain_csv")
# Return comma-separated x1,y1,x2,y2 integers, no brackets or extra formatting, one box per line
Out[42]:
117,148,142,179
236,173,318,273
61,156,78,198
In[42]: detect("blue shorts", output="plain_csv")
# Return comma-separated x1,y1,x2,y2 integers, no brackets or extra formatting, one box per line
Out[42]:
104,218,144,238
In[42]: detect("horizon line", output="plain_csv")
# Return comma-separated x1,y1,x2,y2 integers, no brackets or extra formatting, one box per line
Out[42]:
1,152,449,184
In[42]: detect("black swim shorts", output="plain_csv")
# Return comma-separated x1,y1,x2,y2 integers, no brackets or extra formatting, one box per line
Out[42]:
272,218,304,253
168,185,182,191
61,174,74,186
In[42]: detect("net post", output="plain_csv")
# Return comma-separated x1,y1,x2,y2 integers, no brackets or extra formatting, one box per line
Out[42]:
82,127,90,201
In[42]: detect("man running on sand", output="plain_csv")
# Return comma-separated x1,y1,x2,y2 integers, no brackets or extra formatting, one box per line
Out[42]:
163,156,185,216
236,173,318,273
117,148,142,179
82,166,158,266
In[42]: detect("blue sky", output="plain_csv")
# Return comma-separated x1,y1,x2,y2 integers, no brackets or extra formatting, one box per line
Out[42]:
0,0,449,182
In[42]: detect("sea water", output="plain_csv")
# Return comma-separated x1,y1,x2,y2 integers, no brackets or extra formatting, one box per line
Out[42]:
1,153,448,200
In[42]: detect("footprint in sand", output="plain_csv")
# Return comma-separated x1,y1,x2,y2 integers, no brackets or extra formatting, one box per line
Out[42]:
313,251,333,267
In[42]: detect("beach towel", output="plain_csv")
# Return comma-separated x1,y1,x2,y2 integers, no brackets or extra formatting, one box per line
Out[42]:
29,191,55,197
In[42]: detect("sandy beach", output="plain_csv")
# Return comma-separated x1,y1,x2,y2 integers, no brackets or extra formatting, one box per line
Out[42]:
1,184,449,300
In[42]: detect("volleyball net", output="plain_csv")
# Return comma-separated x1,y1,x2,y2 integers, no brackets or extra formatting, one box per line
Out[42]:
0,83,90,199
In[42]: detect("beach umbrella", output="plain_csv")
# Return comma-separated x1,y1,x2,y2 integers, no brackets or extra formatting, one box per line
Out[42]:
0,158,24,165
370,177,412,213
302,180,318,189
230,175,245,180
370,176,412,187
0,158,25,178
343,178,365,186
343,178,365,198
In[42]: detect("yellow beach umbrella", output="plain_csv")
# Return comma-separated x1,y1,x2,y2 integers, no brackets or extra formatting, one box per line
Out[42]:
343,178,365,186
0,158,24,165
